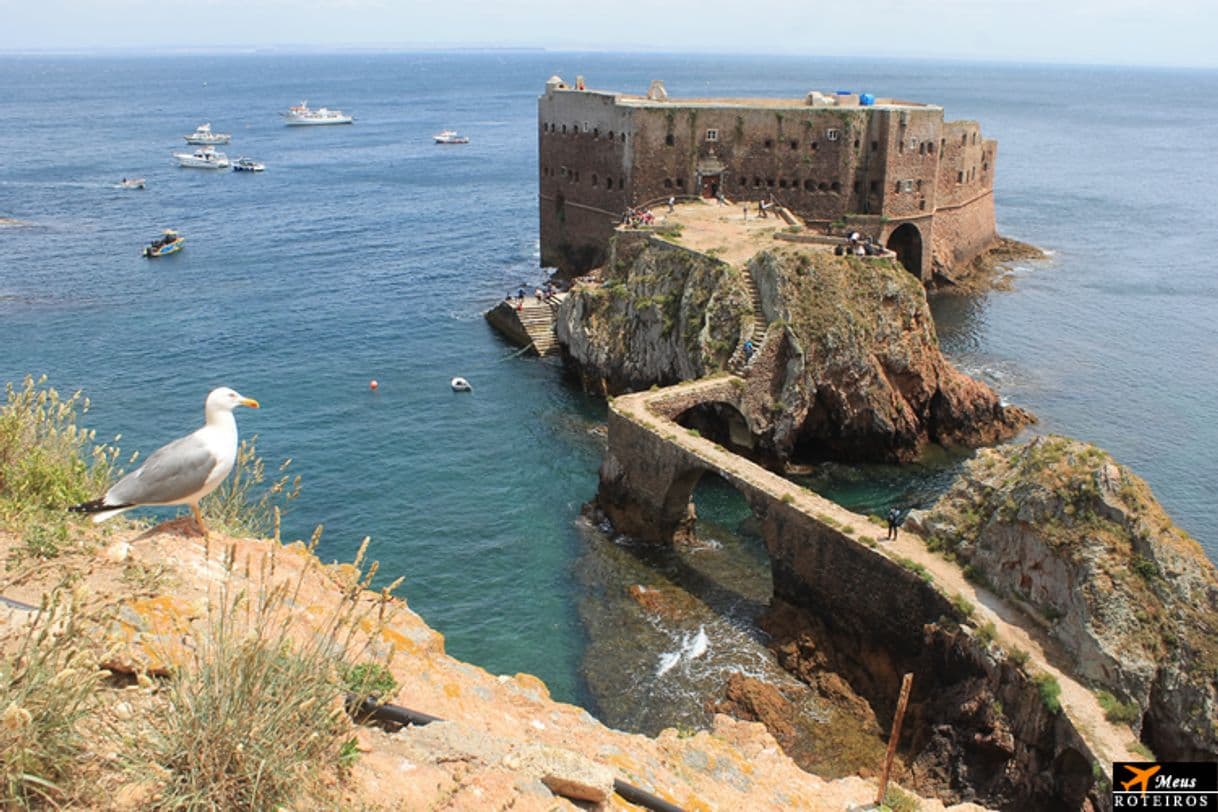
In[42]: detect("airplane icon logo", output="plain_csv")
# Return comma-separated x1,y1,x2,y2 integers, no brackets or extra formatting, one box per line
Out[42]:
1120,764,1161,795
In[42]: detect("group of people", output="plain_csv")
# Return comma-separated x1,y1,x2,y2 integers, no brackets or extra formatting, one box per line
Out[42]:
622,207,656,227
836,230,885,257
506,283,563,311
741,197,773,221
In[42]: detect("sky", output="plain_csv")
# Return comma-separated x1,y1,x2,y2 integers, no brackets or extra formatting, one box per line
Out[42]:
0,0,1213,68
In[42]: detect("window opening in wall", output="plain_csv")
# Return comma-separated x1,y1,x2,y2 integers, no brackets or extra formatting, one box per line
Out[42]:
811,141,819,150
608,131,614,139
676,178,685,188
706,129,719,141
871,140,878,152
804,179,815,191
559,166,568,177
916,179,923,190
957,171,964,183
593,128,599,138
853,138,861,149
830,181,840,192
739,177,747,186
901,179,914,192
894,181,902,193
928,142,934,154
961,133,968,145
664,178,673,188
869,180,879,193
583,121,590,132
899,140,904,154
825,129,840,141
766,178,774,187
591,173,598,186
818,182,828,191
920,199,926,210
754,177,762,187
779,179,788,188
763,138,772,148
790,140,798,150
621,133,626,142
561,124,567,133
972,133,977,145
666,133,675,146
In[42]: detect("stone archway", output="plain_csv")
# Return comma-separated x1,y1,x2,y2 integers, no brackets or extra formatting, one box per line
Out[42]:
886,223,923,278
674,401,756,456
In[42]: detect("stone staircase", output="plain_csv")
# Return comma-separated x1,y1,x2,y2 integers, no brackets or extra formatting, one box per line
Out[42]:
729,270,769,373
517,298,560,356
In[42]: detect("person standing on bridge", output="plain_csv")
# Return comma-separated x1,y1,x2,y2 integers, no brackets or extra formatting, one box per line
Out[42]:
887,507,902,541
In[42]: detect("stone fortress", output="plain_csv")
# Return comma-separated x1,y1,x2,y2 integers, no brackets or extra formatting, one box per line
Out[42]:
539,75,999,282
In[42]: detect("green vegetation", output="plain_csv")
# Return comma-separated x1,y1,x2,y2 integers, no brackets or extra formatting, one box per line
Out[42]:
1008,647,1031,668
654,224,683,240
1131,554,1159,581
344,662,399,703
0,590,104,807
951,593,975,619
201,436,301,538
893,556,933,584
1096,690,1141,725
975,621,997,646
882,784,921,812
1129,741,1156,760
781,493,795,505
1033,672,1062,714
0,375,119,557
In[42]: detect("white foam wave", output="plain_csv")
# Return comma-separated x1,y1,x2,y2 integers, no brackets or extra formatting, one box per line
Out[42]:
655,650,681,677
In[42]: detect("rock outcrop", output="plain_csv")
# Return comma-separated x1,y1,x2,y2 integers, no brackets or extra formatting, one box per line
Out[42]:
915,436,1218,761
559,232,1031,462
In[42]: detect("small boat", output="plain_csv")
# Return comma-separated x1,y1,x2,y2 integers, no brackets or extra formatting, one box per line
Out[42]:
142,229,184,258
433,130,470,145
450,377,472,392
232,157,265,172
173,146,230,169
117,177,146,189
184,123,231,145
282,100,353,126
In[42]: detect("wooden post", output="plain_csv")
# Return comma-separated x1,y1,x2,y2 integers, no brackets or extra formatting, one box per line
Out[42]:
876,673,914,807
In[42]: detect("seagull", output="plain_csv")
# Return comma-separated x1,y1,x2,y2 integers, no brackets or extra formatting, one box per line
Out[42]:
69,387,260,537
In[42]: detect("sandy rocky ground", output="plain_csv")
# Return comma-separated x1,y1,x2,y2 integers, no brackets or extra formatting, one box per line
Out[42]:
0,518,988,811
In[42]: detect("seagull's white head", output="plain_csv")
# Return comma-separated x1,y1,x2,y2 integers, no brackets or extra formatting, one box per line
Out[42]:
205,387,260,419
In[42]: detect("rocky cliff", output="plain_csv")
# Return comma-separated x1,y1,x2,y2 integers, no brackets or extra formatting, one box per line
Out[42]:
559,232,1031,462
915,436,1218,761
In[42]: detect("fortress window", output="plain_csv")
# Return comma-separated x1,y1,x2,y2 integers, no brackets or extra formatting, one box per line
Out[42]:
593,128,599,138
790,140,798,150
606,176,613,188
983,161,989,171
621,133,626,142
894,181,902,193
957,171,964,183
818,182,828,191
766,178,774,187
706,129,719,142
916,179,923,191
898,140,904,155
901,179,915,192
870,140,878,152
561,124,567,134
559,166,568,177
811,141,819,151
779,179,788,189
830,181,840,192
927,142,934,154
854,138,861,149
739,177,747,187
764,138,772,148
664,178,673,188
754,177,762,187
583,121,590,133
920,200,926,210
676,178,685,188
591,173,598,186
804,179,815,191
608,130,614,139
666,134,675,146
825,129,840,141
961,133,968,145
972,133,977,145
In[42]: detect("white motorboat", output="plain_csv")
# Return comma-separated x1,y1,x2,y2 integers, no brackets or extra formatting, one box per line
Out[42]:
450,377,472,392
232,157,265,172
117,177,146,189
282,100,353,126
433,129,470,145
184,123,231,145
173,146,230,169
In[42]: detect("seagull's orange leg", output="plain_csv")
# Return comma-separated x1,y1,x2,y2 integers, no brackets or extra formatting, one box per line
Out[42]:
190,503,210,539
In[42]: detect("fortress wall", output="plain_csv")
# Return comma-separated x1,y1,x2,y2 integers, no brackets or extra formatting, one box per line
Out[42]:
875,106,944,219
930,189,998,274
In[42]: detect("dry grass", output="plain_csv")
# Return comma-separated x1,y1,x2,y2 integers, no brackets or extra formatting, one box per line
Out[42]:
126,532,400,811
0,589,107,807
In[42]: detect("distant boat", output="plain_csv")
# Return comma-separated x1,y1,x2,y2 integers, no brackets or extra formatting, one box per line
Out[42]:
184,123,231,145
433,129,470,145
142,229,184,258
450,377,472,392
173,146,230,169
117,178,146,189
282,100,353,126
232,157,265,172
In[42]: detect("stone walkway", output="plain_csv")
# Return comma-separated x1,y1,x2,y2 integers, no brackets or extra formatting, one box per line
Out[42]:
613,376,1145,771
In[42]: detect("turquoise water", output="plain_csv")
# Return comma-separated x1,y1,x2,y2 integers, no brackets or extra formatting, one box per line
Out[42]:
2,54,1215,713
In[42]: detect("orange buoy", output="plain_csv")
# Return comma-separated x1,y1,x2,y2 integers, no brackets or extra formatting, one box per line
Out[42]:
369,379,379,390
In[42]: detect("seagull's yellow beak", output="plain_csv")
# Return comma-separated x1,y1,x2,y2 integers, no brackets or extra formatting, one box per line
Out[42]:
240,397,260,409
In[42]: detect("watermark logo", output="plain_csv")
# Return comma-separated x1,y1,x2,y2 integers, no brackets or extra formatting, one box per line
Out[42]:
1113,762,1216,808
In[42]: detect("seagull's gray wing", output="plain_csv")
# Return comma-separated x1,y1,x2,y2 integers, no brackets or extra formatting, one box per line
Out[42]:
106,433,219,506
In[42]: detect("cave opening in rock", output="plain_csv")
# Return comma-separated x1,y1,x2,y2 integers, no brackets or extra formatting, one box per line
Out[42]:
674,401,760,462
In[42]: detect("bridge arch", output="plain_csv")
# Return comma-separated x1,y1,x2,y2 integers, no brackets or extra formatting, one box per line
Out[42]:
886,223,923,278
674,400,757,457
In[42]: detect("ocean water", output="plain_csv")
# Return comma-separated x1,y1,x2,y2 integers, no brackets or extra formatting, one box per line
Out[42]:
1,53,1215,716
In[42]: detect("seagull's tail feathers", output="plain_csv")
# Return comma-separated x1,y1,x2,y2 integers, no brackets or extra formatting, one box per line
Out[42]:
68,499,135,523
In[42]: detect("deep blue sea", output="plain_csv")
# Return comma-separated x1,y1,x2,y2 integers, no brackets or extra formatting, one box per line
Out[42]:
2,53,1215,720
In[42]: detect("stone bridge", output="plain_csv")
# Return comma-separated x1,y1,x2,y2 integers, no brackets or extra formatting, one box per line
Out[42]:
596,376,1144,811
